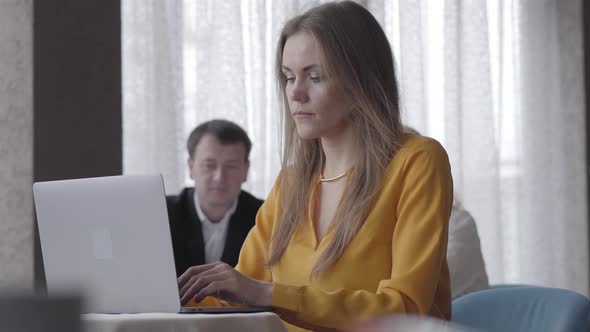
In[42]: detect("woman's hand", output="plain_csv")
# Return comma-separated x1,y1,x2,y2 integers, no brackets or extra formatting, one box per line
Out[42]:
178,261,272,307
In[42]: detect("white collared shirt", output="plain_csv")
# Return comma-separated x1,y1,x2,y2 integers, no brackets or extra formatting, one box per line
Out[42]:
447,199,489,299
194,193,238,264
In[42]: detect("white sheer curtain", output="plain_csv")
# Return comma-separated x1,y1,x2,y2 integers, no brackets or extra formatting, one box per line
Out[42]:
122,0,588,295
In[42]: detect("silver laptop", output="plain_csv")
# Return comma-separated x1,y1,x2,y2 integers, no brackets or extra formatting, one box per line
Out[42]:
33,174,267,314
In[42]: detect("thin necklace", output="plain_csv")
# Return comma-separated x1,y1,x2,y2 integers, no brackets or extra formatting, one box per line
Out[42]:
319,171,348,183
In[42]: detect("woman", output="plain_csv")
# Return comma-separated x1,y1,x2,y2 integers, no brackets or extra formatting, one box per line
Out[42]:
178,2,453,331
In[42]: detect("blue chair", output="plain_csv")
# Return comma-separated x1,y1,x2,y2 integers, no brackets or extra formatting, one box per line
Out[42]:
452,286,590,332
488,283,531,289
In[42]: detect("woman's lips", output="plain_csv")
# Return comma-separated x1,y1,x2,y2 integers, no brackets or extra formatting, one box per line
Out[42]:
293,111,314,119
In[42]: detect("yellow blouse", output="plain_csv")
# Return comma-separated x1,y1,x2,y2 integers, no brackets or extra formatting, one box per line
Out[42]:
191,135,453,331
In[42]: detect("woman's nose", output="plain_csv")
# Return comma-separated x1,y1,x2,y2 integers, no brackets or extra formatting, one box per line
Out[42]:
289,79,309,103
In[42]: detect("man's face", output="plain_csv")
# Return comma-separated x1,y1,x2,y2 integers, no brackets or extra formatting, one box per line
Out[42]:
188,134,249,211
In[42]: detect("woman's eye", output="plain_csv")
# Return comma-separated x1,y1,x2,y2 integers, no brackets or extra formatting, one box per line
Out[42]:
309,72,322,82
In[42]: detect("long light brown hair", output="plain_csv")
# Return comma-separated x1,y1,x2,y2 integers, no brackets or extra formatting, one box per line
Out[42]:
268,1,404,275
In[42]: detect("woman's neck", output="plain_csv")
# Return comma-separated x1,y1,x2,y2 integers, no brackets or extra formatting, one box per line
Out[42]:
320,125,357,178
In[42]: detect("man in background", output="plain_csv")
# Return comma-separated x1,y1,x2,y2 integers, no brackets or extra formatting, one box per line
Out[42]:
166,119,263,277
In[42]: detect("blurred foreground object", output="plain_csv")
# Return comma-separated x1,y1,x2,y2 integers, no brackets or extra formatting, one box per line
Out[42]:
0,294,81,332
349,314,476,332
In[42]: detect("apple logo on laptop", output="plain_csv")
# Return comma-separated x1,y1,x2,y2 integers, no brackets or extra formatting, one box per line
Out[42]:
92,229,113,260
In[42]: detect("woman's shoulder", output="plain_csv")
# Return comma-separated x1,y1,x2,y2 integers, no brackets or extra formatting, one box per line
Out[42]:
394,133,449,164
378,133,451,185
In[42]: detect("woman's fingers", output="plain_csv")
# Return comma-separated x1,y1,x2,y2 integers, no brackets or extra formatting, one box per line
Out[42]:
178,262,223,289
178,263,235,304
179,271,228,305
180,268,224,297
193,280,223,303
179,275,194,297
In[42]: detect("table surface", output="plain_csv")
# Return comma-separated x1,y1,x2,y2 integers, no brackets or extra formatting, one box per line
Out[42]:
83,312,287,332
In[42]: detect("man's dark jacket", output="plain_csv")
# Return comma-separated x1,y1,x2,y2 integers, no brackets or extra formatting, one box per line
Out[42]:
166,187,263,277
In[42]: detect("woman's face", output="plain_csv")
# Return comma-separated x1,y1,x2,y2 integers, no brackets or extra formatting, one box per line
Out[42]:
281,32,352,140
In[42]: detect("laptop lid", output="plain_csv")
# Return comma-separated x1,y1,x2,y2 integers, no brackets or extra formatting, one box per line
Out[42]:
33,174,181,314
